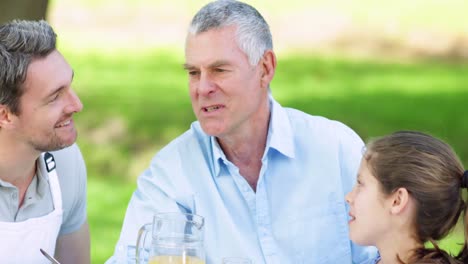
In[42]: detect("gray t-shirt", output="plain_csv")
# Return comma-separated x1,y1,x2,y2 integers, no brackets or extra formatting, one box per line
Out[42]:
0,144,87,235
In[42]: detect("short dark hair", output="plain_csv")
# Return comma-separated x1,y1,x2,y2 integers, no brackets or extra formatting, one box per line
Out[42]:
0,20,57,114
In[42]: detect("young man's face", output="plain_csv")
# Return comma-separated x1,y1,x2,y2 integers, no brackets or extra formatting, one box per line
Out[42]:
12,50,83,152
184,25,269,139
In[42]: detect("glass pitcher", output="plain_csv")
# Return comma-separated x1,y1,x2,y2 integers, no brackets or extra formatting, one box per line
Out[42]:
136,212,205,264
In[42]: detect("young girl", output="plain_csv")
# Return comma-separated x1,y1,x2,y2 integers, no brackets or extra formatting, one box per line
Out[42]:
346,131,468,264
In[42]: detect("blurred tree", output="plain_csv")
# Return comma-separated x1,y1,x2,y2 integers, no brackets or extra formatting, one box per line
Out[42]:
0,0,49,24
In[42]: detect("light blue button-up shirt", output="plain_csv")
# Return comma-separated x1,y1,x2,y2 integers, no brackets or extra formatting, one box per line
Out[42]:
361,254,380,264
108,97,377,263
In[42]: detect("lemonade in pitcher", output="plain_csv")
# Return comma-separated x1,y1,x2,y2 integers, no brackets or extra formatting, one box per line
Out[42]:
149,255,205,264
136,213,205,264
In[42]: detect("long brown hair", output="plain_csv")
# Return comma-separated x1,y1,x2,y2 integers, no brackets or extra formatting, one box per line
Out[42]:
365,131,467,264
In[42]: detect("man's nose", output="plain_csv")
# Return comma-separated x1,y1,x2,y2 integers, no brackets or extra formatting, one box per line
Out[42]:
65,88,83,113
198,72,216,96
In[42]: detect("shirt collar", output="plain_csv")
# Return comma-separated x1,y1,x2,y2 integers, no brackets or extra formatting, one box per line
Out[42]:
0,157,49,199
0,178,13,187
267,94,295,159
211,94,295,177
211,136,226,177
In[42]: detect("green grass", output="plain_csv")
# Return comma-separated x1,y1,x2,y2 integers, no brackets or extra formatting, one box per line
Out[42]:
68,49,468,263
87,177,136,263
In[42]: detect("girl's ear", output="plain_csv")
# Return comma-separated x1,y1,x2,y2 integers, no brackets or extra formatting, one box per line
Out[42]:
390,187,411,215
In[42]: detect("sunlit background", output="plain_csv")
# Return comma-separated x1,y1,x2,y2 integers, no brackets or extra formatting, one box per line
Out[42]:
8,0,468,262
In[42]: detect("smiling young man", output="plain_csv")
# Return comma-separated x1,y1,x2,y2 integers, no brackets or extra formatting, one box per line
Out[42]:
0,20,89,263
109,1,376,263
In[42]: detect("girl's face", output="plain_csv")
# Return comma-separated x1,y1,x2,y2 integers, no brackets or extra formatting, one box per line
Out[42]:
345,158,393,246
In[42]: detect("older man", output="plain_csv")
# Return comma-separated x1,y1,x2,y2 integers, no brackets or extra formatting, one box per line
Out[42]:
110,1,376,263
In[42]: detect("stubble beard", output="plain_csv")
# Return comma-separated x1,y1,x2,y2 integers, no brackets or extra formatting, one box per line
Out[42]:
31,129,77,153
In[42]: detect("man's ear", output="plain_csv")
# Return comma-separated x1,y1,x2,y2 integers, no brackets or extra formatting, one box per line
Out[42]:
0,105,14,129
390,187,411,215
260,50,277,89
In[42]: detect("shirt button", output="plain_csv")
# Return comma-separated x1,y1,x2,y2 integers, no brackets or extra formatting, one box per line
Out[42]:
11,193,17,199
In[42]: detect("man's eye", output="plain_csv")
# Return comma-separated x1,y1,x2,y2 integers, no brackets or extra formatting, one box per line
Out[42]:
215,68,226,73
189,71,199,76
49,93,60,103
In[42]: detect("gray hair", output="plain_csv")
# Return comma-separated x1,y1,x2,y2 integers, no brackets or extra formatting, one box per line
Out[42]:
0,20,56,114
188,0,273,66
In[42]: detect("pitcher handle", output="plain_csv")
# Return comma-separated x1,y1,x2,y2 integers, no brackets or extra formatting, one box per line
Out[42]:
136,223,152,264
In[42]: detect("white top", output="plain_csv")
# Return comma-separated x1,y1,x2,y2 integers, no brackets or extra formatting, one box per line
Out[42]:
0,152,63,263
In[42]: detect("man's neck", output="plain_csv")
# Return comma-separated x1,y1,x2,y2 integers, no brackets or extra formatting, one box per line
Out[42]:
218,107,271,191
0,136,40,206
221,139,266,192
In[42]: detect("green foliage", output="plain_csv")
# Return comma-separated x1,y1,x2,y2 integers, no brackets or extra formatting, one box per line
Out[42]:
67,49,468,263
87,177,136,263
275,55,468,161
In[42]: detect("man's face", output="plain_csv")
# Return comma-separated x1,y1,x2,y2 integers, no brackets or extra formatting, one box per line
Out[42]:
12,50,83,152
184,25,269,139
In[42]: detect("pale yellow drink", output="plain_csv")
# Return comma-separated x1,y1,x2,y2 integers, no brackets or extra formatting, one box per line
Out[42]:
148,255,205,264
